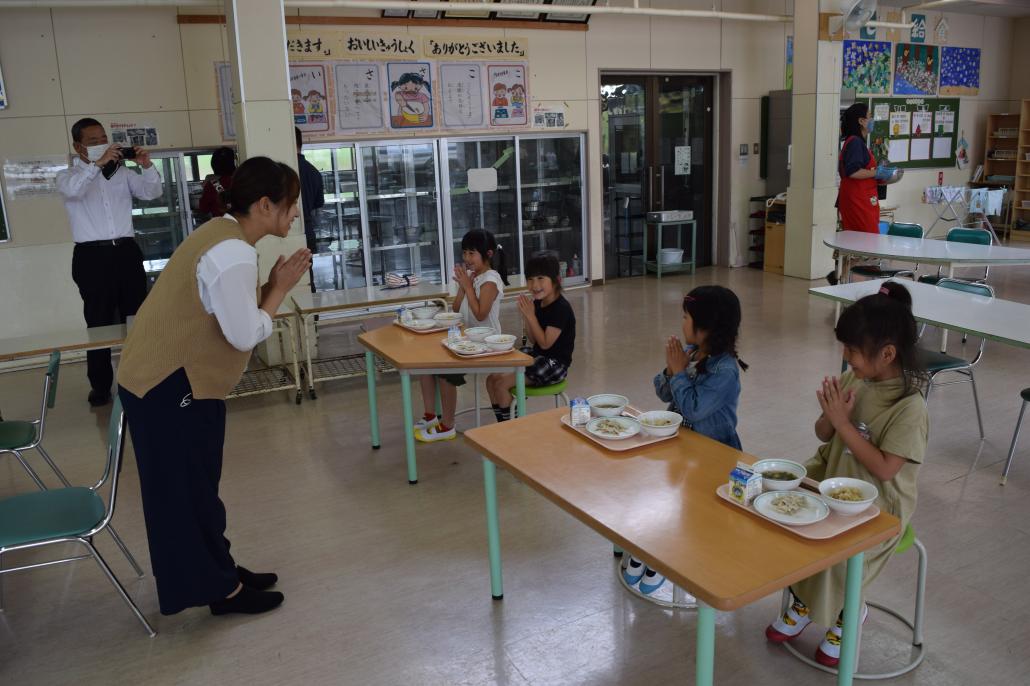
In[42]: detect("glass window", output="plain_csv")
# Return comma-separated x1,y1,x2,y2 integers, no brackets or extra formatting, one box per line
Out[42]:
361,141,442,285
519,136,585,280
307,144,366,291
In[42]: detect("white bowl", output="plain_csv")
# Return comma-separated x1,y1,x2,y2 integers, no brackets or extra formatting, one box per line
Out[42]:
465,326,495,342
405,319,436,330
819,477,879,516
751,459,807,492
637,410,682,437
433,312,463,325
484,334,516,351
587,394,629,417
411,305,440,321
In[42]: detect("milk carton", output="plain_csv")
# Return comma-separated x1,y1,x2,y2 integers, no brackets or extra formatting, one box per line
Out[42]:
728,461,762,506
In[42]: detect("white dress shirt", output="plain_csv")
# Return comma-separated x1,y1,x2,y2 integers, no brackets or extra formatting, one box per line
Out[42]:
196,215,273,352
56,157,164,243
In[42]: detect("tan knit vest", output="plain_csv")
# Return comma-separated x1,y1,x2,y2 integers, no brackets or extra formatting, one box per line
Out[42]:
117,218,254,400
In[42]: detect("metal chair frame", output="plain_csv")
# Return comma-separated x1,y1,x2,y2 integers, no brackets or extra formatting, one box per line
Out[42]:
1001,391,1029,485
921,278,992,441
0,352,143,577
779,533,927,680
0,399,155,636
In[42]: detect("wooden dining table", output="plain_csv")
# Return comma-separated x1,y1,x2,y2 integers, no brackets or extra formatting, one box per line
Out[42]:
464,408,901,686
358,324,532,484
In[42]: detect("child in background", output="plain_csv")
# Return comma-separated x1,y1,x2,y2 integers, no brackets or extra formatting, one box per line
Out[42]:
624,285,748,595
414,230,508,442
486,254,575,422
766,281,928,667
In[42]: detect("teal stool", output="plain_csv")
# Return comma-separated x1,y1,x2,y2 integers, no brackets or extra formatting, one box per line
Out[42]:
781,523,927,679
508,379,570,416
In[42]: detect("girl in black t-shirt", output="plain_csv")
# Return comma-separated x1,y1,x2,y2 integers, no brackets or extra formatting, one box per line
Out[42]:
486,254,576,422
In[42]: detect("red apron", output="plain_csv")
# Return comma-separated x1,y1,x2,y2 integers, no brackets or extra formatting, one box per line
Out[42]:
837,136,880,233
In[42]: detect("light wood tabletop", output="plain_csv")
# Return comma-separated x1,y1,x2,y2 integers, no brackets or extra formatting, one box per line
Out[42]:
0,324,127,363
358,326,533,371
292,282,448,314
464,407,900,612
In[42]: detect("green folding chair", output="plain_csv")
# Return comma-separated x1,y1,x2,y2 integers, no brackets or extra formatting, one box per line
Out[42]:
0,351,143,576
0,397,155,636
919,227,992,286
850,223,923,280
918,279,991,441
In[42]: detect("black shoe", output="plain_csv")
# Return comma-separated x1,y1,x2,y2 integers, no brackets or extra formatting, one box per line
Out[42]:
209,586,284,616
237,565,278,591
88,390,112,407
825,270,839,286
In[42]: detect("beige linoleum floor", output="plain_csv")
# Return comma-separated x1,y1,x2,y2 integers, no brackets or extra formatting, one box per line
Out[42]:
1,265,1028,686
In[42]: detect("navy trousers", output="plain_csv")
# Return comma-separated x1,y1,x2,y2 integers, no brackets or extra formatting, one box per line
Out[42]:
119,369,238,615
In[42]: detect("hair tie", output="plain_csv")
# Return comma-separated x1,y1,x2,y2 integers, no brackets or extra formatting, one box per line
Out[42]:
878,286,890,295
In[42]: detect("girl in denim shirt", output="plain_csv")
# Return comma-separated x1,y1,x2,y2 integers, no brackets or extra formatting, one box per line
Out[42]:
623,285,748,595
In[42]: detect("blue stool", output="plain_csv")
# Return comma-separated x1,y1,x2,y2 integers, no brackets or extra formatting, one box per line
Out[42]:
508,379,570,416
781,524,927,679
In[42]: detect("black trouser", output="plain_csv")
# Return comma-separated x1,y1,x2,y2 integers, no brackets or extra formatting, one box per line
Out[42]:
71,240,147,394
119,369,239,615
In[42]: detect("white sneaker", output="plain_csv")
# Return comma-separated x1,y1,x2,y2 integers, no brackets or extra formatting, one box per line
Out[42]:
638,568,666,595
414,415,439,432
766,594,812,643
815,604,869,667
414,424,456,442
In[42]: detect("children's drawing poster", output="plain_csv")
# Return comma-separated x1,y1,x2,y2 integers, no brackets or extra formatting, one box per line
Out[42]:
290,64,331,133
842,40,892,96
334,62,385,133
439,63,485,128
487,64,528,127
893,43,939,96
939,47,980,96
387,62,434,129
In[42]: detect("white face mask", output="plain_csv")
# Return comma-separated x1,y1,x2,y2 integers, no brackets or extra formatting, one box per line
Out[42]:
85,144,108,162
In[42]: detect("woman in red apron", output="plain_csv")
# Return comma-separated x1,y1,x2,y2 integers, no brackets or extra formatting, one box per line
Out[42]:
828,103,881,284
837,103,880,233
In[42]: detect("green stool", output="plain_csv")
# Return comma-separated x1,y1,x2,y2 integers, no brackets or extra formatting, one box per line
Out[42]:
781,523,927,679
508,379,570,416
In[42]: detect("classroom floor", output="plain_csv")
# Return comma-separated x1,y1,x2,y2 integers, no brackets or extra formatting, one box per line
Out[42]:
2,265,1028,686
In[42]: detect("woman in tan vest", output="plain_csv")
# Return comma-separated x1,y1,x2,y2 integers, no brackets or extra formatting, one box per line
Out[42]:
117,156,311,616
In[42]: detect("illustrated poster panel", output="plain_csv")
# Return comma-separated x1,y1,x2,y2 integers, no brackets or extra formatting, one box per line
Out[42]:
215,62,236,140
939,47,980,96
842,40,892,96
487,64,528,127
334,62,385,132
439,62,485,129
893,43,939,96
290,64,331,133
387,61,434,129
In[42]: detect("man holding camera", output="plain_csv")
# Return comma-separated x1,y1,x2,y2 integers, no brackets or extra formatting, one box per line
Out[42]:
56,118,163,406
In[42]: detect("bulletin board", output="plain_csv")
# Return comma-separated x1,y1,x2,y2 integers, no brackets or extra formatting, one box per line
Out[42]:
867,97,959,169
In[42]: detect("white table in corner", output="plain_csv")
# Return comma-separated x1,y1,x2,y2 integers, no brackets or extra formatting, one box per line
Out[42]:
824,231,1030,283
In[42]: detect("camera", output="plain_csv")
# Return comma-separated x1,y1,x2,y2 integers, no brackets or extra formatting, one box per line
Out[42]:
120,146,137,160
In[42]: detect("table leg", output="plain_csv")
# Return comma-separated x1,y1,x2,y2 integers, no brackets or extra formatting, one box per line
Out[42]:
695,600,715,686
836,552,865,686
304,314,316,399
657,224,663,279
474,373,481,428
515,369,526,419
365,350,380,449
940,264,955,352
483,457,504,599
286,317,301,404
400,371,418,484
690,221,697,275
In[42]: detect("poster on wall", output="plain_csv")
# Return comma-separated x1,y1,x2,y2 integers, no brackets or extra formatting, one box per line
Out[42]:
842,40,892,96
334,62,385,133
939,47,981,96
893,43,939,96
215,62,236,140
387,61,434,129
3,155,71,197
290,64,331,133
439,62,485,128
531,104,567,129
487,64,527,127
110,122,159,147
785,35,793,90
